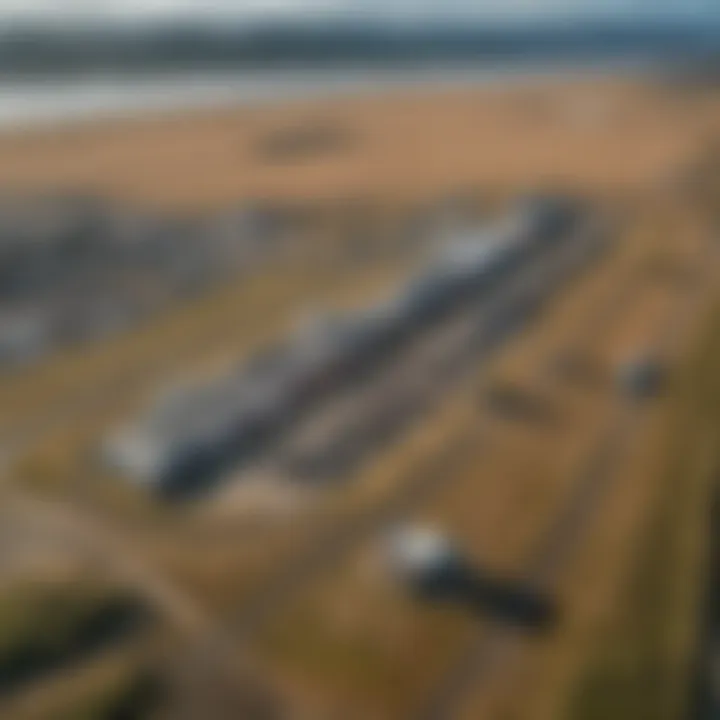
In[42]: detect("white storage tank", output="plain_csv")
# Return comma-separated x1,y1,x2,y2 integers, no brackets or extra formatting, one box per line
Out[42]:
385,525,463,597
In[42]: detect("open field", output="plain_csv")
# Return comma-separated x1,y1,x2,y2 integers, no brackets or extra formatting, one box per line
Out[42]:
0,74,719,719
242,196,720,719
0,78,717,209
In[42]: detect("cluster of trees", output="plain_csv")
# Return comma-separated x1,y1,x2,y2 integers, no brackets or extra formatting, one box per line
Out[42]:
0,20,715,75
0,581,148,692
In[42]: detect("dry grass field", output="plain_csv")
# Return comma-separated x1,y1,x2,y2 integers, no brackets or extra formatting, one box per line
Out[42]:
0,78,717,210
245,195,720,719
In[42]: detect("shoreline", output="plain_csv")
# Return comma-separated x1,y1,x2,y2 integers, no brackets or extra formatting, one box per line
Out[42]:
0,59,650,134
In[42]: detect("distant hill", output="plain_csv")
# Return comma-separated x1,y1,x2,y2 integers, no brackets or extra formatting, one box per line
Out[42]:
0,20,718,76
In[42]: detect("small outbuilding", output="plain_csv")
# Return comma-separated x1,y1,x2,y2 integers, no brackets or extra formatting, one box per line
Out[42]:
617,356,665,399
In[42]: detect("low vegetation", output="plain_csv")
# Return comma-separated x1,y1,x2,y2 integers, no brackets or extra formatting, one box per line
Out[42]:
569,304,720,720
53,665,161,720
0,580,149,695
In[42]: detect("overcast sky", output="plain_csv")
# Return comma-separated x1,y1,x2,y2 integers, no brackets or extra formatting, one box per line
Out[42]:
0,0,716,24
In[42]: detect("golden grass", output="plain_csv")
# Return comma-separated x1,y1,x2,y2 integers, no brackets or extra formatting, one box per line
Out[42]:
453,208,720,720
0,80,716,210
564,306,720,720
244,203,690,717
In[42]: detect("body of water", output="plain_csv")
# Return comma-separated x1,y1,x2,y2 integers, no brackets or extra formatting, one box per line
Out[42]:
0,59,649,131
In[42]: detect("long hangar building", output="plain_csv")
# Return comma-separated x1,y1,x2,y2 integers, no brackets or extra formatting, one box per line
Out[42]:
104,197,582,495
